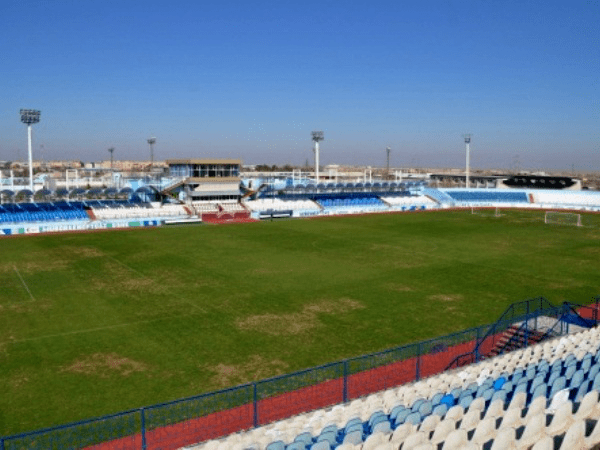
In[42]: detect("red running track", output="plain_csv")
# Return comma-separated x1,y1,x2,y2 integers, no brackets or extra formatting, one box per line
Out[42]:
87,306,600,449
90,336,485,450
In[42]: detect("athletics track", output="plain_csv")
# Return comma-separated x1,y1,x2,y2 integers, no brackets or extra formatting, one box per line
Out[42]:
89,304,600,449
89,336,489,450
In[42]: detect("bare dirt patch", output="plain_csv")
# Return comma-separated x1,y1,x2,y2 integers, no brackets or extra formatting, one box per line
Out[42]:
1,301,51,314
10,372,29,389
580,246,600,255
428,294,464,302
251,267,295,276
0,259,68,274
202,355,289,388
61,246,105,258
88,261,166,295
236,298,364,336
62,353,148,378
385,283,413,293
546,279,585,289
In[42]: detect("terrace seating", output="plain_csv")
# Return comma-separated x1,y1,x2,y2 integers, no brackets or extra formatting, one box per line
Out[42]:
91,202,189,220
190,325,600,450
316,195,385,209
380,195,437,208
219,201,247,212
192,202,220,213
0,201,88,224
444,190,529,204
531,190,600,209
244,198,320,212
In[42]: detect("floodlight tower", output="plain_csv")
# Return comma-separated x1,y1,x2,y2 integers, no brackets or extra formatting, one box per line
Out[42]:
108,147,115,170
386,146,391,178
147,137,156,171
311,131,324,185
20,109,41,193
463,134,472,188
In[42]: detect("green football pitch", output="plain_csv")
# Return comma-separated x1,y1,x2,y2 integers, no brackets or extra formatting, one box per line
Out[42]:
1,209,599,435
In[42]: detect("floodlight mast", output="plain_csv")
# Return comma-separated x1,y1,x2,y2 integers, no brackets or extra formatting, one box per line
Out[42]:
108,147,115,170
386,146,391,178
147,137,156,172
463,134,472,188
20,109,41,194
311,131,324,186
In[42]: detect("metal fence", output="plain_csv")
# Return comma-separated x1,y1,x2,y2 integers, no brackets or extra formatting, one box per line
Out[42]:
2,298,597,450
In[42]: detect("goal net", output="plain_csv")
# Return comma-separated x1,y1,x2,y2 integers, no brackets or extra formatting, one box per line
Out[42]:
471,206,503,217
544,211,582,227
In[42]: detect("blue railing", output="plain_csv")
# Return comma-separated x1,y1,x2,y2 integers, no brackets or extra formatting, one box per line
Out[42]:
2,297,597,450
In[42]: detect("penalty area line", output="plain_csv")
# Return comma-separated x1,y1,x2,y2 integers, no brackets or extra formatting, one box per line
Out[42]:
104,253,206,315
104,254,149,278
13,265,36,302
1,310,206,346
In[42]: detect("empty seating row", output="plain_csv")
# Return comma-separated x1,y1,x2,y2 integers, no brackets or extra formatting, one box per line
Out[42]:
317,197,384,208
0,201,89,223
92,206,189,220
533,191,600,208
190,325,600,450
192,202,220,213
219,201,247,212
444,190,528,204
380,196,437,206
244,199,320,212
85,199,148,209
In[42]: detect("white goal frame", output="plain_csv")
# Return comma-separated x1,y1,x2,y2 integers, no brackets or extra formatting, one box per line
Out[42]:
544,211,582,227
471,206,503,217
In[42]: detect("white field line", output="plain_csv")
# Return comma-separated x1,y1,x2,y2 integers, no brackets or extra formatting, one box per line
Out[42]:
104,253,206,315
0,311,205,346
13,265,36,302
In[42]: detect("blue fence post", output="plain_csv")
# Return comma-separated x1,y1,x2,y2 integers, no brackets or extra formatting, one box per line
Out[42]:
141,408,147,450
343,360,348,403
475,326,481,362
1,437,4,450
416,343,421,381
253,382,258,428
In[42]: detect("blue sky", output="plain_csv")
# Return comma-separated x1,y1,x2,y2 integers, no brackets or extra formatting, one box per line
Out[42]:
0,0,598,170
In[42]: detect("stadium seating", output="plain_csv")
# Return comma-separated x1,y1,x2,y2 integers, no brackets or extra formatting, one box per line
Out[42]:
380,195,437,208
219,201,247,212
189,325,600,450
532,190,600,209
444,190,529,204
0,201,88,224
244,198,320,212
316,195,385,209
91,202,189,220
192,201,220,213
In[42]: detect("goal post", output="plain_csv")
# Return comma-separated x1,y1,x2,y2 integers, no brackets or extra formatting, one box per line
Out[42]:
471,206,503,217
544,211,582,227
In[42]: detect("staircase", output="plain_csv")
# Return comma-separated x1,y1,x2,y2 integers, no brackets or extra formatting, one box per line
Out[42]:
86,208,97,220
422,188,455,206
486,324,546,358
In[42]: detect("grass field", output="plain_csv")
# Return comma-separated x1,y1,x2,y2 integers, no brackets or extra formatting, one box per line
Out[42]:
1,208,600,436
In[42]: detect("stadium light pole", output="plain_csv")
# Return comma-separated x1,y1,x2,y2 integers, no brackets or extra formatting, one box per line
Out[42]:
108,147,115,170
386,146,391,178
311,131,324,186
463,134,472,188
20,109,41,194
147,137,156,173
